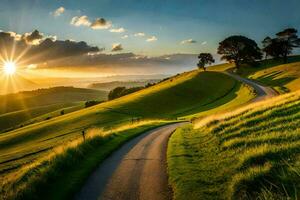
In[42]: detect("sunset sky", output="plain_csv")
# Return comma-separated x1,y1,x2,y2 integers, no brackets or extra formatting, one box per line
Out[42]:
0,0,300,81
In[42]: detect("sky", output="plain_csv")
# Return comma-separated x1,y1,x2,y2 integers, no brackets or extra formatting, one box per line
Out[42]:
1,0,299,55
0,0,300,81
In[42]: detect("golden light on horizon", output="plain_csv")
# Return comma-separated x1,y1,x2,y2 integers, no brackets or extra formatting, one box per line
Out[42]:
3,61,17,75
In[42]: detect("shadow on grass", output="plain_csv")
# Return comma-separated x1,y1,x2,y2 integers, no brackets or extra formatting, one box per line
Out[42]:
174,81,241,118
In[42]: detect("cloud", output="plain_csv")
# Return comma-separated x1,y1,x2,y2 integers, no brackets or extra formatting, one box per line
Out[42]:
121,35,128,39
146,36,157,42
111,43,123,52
134,32,145,37
201,41,207,45
27,64,37,69
181,39,197,44
90,18,112,29
110,27,125,33
0,29,100,64
70,16,91,27
22,30,44,45
43,53,199,75
53,7,65,17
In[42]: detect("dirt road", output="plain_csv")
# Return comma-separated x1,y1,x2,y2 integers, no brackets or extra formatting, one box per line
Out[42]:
75,123,186,200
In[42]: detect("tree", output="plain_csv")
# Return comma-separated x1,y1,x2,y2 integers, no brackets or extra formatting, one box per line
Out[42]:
217,35,262,69
108,87,126,100
197,53,215,71
262,38,285,60
108,86,144,100
262,28,300,63
276,28,300,63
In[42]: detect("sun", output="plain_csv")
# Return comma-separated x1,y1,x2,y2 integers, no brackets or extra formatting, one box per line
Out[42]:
3,62,17,75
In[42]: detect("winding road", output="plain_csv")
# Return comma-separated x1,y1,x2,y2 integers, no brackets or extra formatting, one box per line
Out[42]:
224,72,277,102
75,72,277,200
75,123,186,200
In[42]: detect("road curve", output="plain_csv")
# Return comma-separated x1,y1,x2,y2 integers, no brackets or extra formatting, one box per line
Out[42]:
224,72,278,102
74,122,187,200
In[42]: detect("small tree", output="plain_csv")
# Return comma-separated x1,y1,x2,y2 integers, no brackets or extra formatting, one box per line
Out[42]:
197,53,215,71
218,35,262,69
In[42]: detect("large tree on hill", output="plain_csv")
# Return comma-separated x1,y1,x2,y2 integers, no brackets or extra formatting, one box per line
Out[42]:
262,28,300,63
262,36,285,59
217,35,262,69
197,53,215,71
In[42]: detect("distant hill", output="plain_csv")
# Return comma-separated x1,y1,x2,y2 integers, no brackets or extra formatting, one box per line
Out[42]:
0,87,108,131
0,86,107,114
88,80,160,91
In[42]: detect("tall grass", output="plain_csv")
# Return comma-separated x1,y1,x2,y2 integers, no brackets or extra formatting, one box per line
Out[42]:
168,90,300,199
0,120,168,200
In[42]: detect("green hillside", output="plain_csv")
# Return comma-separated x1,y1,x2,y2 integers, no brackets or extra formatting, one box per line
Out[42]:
237,56,300,93
0,87,107,131
168,91,300,199
0,86,107,114
0,70,254,174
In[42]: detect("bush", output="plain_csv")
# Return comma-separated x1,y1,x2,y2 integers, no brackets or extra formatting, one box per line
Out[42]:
85,100,103,108
108,86,144,100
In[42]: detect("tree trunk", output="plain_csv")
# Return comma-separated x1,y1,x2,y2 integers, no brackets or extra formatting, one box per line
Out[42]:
283,53,288,63
235,60,240,69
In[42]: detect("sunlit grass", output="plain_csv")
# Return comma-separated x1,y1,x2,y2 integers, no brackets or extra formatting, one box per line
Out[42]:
0,120,168,200
236,55,300,93
168,90,300,199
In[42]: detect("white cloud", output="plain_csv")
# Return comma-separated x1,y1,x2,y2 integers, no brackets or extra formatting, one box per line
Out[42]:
112,43,123,51
70,16,91,27
53,7,65,17
90,18,112,29
27,64,37,69
134,32,145,37
8,31,22,41
110,27,125,33
201,41,207,45
121,35,129,39
181,39,197,44
146,36,157,42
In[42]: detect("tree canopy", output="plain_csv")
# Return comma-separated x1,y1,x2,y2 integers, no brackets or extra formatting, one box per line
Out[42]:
197,53,215,71
262,28,300,63
217,35,262,68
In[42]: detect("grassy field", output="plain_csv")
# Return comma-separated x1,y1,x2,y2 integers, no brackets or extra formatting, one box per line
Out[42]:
0,120,168,200
0,87,107,131
168,91,300,199
236,56,300,93
0,70,252,175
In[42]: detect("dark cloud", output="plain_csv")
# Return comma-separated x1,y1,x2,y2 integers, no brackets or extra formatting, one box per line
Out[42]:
40,52,198,74
90,18,112,29
0,29,101,64
181,39,197,44
111,43,123,52
22,30,44,45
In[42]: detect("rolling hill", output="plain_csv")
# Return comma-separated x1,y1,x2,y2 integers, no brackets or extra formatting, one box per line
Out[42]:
168,85,300,200
0,70,254,175
0,87,108,131
237,56,300,93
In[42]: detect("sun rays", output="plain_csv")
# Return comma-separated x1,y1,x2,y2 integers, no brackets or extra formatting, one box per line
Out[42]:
3,61,16,75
